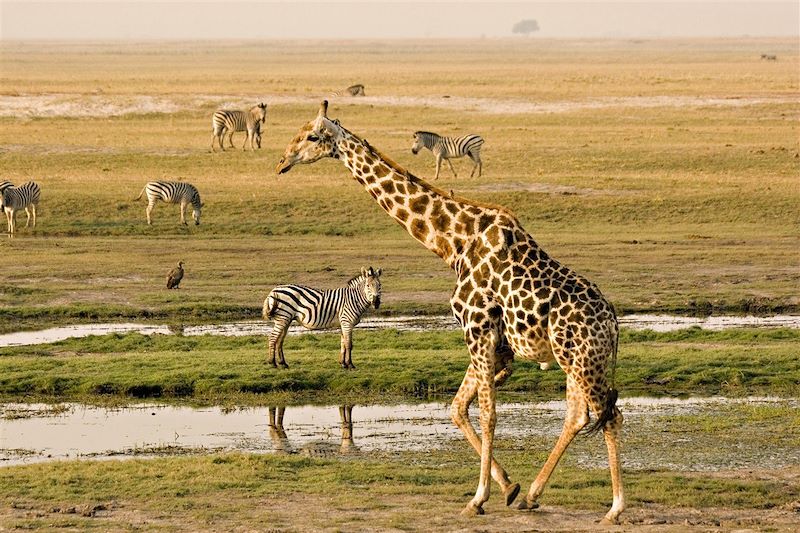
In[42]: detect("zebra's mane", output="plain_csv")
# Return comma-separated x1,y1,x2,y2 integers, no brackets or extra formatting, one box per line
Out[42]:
345,127,517,220
346,273,365,287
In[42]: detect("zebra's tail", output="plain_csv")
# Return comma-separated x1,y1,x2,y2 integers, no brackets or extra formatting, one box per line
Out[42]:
263,294,278,319
133,186,146,202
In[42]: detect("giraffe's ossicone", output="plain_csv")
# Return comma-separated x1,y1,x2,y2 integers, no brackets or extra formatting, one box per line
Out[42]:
276,101,625,524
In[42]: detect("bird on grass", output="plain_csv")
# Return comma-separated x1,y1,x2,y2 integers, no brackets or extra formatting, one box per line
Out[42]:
166,261,184,289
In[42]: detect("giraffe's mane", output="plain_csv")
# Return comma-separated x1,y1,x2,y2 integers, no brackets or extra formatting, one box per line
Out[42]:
346,128,517,219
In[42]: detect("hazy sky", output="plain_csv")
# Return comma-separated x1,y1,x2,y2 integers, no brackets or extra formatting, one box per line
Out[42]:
1,1,798,40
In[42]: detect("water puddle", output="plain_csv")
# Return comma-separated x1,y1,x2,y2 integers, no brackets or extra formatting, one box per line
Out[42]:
2,397,797,471
1,93,794,119
0,314,797,348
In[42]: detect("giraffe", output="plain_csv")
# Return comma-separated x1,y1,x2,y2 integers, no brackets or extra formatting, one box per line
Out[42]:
276,101,624,524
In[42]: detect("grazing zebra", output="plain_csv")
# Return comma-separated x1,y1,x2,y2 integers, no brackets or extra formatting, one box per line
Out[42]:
263,266,382,369
134,181,203,226
211,102,267,152
411,131,484,179
760,54,777,61
330,84,365,97
1,181,40,234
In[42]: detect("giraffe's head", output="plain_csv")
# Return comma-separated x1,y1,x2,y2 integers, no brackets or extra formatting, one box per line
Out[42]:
350,266,382,309
276,101,342,174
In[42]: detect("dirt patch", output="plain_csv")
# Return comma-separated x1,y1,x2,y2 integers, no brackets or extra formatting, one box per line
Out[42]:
466,181,609,196
2,490,797,532
1,93,794,118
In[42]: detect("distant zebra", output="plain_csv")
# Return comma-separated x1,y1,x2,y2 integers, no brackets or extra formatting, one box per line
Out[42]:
760,54,777,61
330,84,365,97
211,102,267,152
1,181,40,234
134,181,203,226
263,266,382,369
411,131,484,179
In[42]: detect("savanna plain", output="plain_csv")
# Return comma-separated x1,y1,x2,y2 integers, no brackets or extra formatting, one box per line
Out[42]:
0,38,799,531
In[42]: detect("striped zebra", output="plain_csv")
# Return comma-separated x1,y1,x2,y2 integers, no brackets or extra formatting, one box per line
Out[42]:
263,266,382,369
211,102,267,152
134,181,203,226
1,181,40,234
0,181,13,194
411,131,484,180
330,84,365,97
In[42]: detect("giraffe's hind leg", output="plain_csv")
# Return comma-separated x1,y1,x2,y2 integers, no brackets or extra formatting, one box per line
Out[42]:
517,373,589,511
600,406,625,524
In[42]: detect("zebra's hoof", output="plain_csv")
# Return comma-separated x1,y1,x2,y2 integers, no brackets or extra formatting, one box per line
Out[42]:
278,363,289,369
504,483,520,506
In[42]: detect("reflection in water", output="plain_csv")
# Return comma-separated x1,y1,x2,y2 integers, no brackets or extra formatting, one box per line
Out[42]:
268,405,358,457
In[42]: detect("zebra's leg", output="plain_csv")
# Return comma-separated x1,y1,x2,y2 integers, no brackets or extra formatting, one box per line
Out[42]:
228,131,236,150
146,201,155,225
242,133,249,151
179,202,187,225
4,209,12,234
446,158,458,178
339,325,355,369
267,322,283,368
434,156,442,180
30,204,36,228
24,207,31,228
469,152,482,178
211,133,218,152
275,323,290,368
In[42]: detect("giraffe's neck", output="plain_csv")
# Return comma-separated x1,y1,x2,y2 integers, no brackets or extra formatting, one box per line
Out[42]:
334,128,509,268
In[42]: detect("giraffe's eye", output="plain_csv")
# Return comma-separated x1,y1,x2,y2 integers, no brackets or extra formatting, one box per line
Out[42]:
307,134,319,142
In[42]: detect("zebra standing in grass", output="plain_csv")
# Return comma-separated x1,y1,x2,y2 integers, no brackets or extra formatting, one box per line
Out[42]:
1,181,40,234
411,131,484,180
134,181,203,226
211,102,267,152
330,84,365,97
263,266,382,369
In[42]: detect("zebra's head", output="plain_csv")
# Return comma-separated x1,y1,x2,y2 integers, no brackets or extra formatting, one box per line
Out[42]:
352,266,382,309
411,131,431,155
252,103,267,124
276,101,342,175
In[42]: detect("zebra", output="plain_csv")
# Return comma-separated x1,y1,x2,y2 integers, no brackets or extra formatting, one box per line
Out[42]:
0,181,13,194
330,84,365,97
134,181,203,226
411,131,484,179
262,266,382,369
1,181,40,234
211,102,267,152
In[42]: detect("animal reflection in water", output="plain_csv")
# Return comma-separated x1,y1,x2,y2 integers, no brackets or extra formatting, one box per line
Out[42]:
267,405,358,457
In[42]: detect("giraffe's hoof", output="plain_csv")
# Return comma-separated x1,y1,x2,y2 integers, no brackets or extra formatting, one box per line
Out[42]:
516,499,539,511
460,504,484,516
504,483,520,506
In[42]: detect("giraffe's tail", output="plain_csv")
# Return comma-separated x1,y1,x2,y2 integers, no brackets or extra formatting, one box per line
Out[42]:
583,324,620,436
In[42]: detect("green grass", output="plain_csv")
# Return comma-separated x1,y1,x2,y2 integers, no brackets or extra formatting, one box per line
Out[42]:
2,328,798,403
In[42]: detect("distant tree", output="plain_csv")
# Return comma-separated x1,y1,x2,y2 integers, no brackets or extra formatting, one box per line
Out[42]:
512,19,540,36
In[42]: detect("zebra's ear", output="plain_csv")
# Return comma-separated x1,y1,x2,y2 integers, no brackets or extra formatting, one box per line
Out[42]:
361,266,367,277
376,268,382,277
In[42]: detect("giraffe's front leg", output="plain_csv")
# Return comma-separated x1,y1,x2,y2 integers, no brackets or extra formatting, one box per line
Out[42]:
451,363,520,510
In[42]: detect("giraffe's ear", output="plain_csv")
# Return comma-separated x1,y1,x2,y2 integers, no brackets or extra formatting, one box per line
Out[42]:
318,100,328,118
